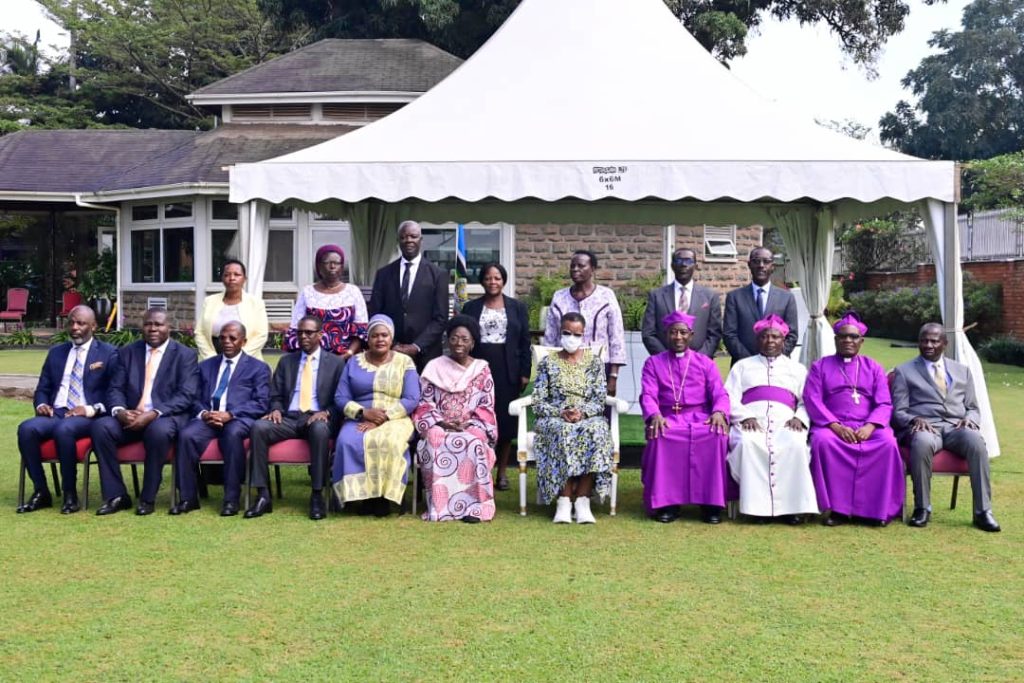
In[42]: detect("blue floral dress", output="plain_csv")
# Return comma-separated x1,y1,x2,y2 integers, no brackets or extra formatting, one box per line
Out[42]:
532,350,613,504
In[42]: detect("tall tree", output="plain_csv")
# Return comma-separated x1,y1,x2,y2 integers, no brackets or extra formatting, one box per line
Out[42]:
879,0,1024,160
260,0,919,66
20,0,306,131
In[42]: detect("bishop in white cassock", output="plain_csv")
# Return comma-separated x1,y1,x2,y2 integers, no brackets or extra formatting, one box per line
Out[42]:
725,314,819,523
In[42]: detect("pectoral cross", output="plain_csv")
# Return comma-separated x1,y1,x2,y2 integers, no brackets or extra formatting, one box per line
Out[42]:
851,391,861,405
672,403,682,414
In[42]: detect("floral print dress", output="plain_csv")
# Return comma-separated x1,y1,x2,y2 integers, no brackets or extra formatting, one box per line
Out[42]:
532,350,613,504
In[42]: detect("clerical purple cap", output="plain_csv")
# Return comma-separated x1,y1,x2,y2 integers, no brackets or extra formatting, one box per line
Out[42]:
833,311,868,335
662,310,696,330
753,313,789,337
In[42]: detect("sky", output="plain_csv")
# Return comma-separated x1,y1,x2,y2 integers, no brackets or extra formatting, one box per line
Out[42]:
4,0,969,139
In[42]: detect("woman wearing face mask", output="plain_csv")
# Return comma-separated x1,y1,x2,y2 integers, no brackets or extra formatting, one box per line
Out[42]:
531,312,614,524
542,250,626,397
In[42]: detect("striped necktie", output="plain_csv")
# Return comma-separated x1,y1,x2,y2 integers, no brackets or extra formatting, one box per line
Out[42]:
67,346,84,409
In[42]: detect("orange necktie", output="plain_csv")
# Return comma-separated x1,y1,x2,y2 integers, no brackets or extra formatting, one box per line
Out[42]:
136,347,162,411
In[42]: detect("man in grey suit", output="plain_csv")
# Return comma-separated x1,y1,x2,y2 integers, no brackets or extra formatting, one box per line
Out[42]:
891,322,1000,532
641,247,722,358
723,247,798,363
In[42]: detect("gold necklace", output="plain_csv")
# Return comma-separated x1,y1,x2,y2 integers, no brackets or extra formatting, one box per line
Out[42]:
666,351,693,414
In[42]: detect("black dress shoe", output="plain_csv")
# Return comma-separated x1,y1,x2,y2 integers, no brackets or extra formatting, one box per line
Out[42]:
329,491,343,513
243,495,273,519
96,495,132,516
654,506,680,523
461,515,481,524
973,510,1001,532
16,490,53,513
220,501,239,517
750,515,772,525
135,500,155,516
701,506,723,525
495,475,510,491
309,493,326,521
60,495,81,514
373,497,391,518
908,508,930,528
824,513,847,527
169,499,200,515
784,514,804,526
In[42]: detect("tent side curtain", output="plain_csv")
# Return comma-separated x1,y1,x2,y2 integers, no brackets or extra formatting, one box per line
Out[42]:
918,199,1000,458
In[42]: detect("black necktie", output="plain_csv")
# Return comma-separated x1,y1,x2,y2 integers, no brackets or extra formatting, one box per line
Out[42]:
401,261,412,305
756,288,765,317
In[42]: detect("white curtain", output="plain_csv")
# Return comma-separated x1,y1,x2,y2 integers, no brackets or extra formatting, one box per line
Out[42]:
770,205,836,365
919,199,999,457
241,200,271,298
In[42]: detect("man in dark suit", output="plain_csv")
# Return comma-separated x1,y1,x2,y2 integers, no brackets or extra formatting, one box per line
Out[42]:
90,307,199,516
891,322,1000,532
641,247,722,358
16,305,119,513
723,247,799,363
245,315,345,520
369,220,449,372
170,322,270,517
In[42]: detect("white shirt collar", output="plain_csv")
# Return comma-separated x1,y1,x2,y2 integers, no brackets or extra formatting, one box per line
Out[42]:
751,281,772,295
147,339,171,355
73,337,94,354
402,253,423,268
674,280,693,295
302,348,321,363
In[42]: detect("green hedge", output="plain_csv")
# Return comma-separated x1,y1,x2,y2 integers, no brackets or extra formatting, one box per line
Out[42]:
978,335,1024,366
848,276,1002,342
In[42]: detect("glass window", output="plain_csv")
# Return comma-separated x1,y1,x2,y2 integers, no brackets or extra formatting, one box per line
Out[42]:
131,230,160,283
211,229,241,280
164,202,193,219
211,200,239,221
163,227,194,282
421,226,501,283
132,204,158,221
269,205,294,221
265,230,294,282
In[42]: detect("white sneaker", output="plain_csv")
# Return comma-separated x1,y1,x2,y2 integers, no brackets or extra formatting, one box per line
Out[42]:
553,496,572,524
574,497,596,524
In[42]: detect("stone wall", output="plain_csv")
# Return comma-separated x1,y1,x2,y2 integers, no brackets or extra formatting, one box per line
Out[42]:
120,291,196,330
863,259,1024,336
513,223,763,299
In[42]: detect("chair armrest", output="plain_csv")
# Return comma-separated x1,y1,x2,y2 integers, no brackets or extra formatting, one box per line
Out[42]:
508,395,534,417
605,396,629,414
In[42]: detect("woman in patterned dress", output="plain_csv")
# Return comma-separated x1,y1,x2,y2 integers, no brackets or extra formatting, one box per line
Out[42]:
462,262,532,491
533,312,613,524
414,316,498,523
285,244,368,357
332,314,420,517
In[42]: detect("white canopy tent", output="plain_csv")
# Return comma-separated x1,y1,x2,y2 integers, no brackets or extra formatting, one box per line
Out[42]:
230,0,997,454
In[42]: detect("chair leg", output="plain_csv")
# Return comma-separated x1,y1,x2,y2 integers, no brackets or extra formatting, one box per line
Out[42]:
519,460,528,516
411,460,418,515
130,464,141,498
244,457,251,511
50,463,62,498
950,475,960,510
609,460,619,517
83,452,92,510
17,461,26,508
275,465,283,499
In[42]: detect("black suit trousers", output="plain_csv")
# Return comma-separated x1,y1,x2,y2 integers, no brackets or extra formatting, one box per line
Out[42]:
248,412,333,490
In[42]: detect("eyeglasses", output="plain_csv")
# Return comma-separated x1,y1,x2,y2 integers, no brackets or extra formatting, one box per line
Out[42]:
749,258,773,265
672,257,696,266
835,333,862,341
297,329,320,337
319,259,343,266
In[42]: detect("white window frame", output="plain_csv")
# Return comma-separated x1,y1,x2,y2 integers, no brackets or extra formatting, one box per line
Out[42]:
703,224,738,262
419,222,515,296
124,200,198,289
262,206,299,292
208,198,241,287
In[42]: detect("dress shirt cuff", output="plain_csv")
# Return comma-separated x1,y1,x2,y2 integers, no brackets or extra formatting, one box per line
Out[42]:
411,343,421,353
111,406,125,416
93,403,105,416
84,405,96,418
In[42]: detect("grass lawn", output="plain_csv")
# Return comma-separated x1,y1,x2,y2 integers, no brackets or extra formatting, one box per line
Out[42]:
0,344,1022,679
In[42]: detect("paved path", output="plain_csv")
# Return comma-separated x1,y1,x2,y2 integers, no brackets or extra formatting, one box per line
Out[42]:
0,374,36,400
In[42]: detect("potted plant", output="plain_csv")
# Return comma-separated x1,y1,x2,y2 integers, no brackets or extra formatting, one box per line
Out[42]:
77,248,117,322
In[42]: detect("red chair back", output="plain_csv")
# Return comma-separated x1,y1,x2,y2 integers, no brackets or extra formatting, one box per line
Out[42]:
4,287,28,313
60,291,83,316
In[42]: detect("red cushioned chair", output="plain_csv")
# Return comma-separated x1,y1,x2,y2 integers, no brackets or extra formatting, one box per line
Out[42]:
0,287,29,331
887,371,969,512
244,439,334,510
84,442,175,509
181,438,252,502
56,291,83,328
17,437,92,508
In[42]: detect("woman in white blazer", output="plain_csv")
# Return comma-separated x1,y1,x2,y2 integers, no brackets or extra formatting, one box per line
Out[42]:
195,259,268,361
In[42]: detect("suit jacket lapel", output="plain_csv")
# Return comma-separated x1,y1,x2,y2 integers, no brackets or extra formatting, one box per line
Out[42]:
743,286,759,321
660,284,675,314
913,357,943,400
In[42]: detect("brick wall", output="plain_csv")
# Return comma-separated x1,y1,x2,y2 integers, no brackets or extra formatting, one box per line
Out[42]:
863,259,1024,336
120,291,195,330
514,223,763,299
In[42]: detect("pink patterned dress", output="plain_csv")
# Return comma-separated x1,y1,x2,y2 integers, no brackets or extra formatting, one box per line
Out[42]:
414,356,498,521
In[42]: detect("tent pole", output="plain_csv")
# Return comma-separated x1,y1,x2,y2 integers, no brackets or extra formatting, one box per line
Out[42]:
942,201,959,359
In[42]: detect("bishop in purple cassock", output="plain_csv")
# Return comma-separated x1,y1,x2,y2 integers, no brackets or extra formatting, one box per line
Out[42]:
640,310,730,524
804,313,905,525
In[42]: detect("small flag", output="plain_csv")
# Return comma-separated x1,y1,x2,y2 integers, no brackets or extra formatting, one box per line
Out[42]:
455,223,468,278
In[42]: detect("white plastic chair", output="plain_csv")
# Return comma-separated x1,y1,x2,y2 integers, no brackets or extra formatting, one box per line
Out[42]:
507,345,628,517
